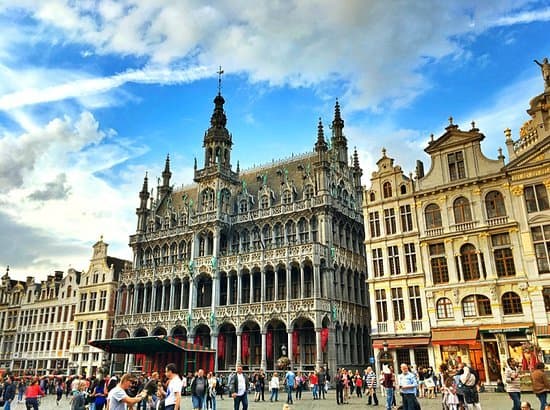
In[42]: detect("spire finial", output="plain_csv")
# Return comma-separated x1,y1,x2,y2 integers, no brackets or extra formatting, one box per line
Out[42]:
353,147,360,169
382,147,387,157
217,66,224,95
449,116,453,125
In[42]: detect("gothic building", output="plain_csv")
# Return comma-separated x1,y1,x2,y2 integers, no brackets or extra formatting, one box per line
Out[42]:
113,90,369,373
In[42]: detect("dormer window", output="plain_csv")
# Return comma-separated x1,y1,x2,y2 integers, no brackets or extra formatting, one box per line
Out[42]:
260,195,269,210
448,151,466,180
383,182,392,198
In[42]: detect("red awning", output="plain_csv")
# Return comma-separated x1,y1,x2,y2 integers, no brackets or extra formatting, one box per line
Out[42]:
372,337,430,349
431,327,478,346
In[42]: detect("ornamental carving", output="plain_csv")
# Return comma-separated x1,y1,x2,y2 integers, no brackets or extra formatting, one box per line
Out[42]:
511,185,524,196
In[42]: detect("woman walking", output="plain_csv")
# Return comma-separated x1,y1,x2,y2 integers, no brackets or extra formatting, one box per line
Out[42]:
505,358,522,410
531,362,550,410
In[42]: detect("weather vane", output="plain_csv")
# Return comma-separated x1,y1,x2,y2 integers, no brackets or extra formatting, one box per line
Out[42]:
217,65,224,94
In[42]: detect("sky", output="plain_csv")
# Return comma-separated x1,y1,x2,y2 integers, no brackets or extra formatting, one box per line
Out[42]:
1,1,550,280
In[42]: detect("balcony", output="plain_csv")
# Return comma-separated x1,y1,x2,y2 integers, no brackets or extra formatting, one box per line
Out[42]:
426,227,444,237
452,221,478,232
377,322,388,333
486,216,509,226
412,320,423,332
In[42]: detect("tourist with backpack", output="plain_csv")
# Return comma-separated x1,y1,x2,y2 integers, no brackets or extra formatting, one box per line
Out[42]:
458,363,481,409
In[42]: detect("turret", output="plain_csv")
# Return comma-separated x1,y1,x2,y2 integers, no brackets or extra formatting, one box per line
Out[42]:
159,154,172,197
331,99,348,163
352,147,363,202
136,173,149,233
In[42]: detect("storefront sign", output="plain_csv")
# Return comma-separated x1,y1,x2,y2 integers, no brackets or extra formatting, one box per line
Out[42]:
482,328,526,334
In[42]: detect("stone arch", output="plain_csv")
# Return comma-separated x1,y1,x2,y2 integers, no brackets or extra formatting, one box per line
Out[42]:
241,320,261,368
218,322,237,371
265,318,288,370
134,328,148,337
196,273,213,307
152,327,167,336
171,326,187,340
292,317,315,367
194,324,211,348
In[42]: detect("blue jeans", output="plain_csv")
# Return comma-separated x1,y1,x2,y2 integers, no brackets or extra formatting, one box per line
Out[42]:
509,392,521,410
269,388,278,401
192,394,205,410
4,400,11,410
286,386,294,403
385,388,394,410
233,393,248,410
402,393,417,410
312,384,318,399
536,392,547,410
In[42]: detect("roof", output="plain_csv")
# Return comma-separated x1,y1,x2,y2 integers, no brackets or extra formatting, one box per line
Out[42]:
90,336,215,355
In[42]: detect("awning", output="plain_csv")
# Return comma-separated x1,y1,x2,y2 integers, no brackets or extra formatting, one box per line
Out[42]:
90,336,215,355
536,325,550,338
431,327,478,345
479,322,532,334
372,337,430,349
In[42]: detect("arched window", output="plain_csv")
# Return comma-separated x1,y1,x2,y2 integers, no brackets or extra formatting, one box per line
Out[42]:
304,185,314,200
400,184,407,195
453,197,472,224
282,190,293,205
262,225,272,248
201,188,215,212
383,182,392,198
425,204,442,229
260,195,270,209
485,191,506,219
461,244,480,281
239,199,248,213
436,298,454,319
369,192,376,202
462,294,492,317
502,292,522,315
285,220,296,244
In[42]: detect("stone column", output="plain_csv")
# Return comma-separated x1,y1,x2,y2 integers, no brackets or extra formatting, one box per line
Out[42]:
161,282,166,311
180,281,186,309
287,330,294,370
169,280,175,310
250,271,254,303
236,331,242,367
133,286,138,314
315,328,323,368
261,332,267,371
211,332,218,373
146,284,152,312
313,263,321,298
237,271,242,304
286,265,291,300
274,269,279,300
115,288,122,315
300,264,305,299
261,268,266,303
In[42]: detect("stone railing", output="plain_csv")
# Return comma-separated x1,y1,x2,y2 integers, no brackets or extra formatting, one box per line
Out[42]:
425,227,444,237
452,221,478,232
486,216,509,226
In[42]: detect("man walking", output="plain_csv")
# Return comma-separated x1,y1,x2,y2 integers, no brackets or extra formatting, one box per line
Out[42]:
317,367,327,400
107,374,148,410
165,363,183,410
230,366,249,410
398,363,418,410
3,376,16,410
190,369,207,410
284,368,296,405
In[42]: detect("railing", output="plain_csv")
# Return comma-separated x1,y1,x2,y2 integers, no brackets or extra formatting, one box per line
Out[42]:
377,322,388,333
425,227,444,237
412,320,423,332
452,221,478,232
487,216,509,226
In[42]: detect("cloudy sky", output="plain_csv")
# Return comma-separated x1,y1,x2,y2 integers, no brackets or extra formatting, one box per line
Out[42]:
1,1,549,279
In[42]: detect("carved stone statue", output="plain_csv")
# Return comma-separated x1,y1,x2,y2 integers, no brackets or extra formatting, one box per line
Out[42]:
281,344,287,357
535,58,550,89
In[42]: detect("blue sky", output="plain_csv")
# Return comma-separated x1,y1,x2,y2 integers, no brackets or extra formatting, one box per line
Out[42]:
1,1,549,278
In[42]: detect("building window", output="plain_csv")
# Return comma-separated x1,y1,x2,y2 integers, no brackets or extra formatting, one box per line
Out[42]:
448,151,466,180
260,195,269,209
400,185,407,195
201,188,215,212
532,224,550,273
502,292,522,315
391,287,405,321
372,248,384,278
384,208,397,235
383,182,392,198
388,246,401,275
397,349,410,366
461,244,480,281
79,293,87,313
436,298,454,319
409,286,422,320
485,191,507,218
425,204,442,229
414,348,429,369
282,190,292,205
304,185,314,200
375,289,388,322
492,233,516,277
369,211,381,237
85,321,93,344
239,199,248,213
99,290,107,310
524,184,550,213
95,320,103,340
543,288,550,312
89,292,97,312
400,205,413,232
453,197,472,224
75,322,83,346
404,243,417,273
462,295,492,317
430,243,449,284
369,192,376,202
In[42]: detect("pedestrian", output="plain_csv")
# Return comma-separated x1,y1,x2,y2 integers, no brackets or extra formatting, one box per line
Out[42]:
458,363,481,410
532,362,550,410
317,367,327,400
3,376,16,410
522,403,533,410
107,374,147,410
206,372,217,410
92,379,108,410
164,364,183,410
25,378,45,410
17,379,26,403
230,366,249,410
284,368,296,405
295,372,304,400
254,373,262,402
354,370,362,398
398,363,419,410
56,381,64,405
259,371,266,402
269,372,280,402
335,369,344,405
366,366,379,406
506,358,522,410
381,365,396,410
309,372,318,400
190,369,207,410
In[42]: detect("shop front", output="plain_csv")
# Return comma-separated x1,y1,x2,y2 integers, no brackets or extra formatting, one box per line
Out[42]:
431,326,484,381
479,323,534,387
536,325,550,366
372,337,432,372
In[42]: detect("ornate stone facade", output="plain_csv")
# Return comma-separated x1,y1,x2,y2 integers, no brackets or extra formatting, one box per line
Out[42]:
113,92,368,373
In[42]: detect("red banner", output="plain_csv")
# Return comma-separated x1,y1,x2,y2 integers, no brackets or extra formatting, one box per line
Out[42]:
195,335,202,346
217,333,225,358
292,330,299,359
242,332,249,361
266,331,273,360
321,328,329,352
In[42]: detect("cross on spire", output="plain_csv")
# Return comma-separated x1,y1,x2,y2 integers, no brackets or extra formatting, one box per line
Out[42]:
217,66,224,95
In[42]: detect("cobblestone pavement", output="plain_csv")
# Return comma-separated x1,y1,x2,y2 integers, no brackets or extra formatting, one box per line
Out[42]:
17,390,541,410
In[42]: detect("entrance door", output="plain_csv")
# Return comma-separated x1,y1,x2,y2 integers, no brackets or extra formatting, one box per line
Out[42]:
468,348,485,383
484,341,501,382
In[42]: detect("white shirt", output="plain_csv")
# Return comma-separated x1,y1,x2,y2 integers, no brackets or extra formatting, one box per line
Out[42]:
236,374,246,396
165,376,183,406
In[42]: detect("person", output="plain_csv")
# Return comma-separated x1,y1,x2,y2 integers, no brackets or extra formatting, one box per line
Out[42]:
532,362,550,410
230,366,249,410
107,374,147,410
284,368,295,405
25,378,45,410
535,58,550,88
522,403,533,410
258,371,266,402
506,358,522,410
164,363,183,410
381,365,396,410
17,379,26,403
459,363,481,410
206,372,217,410
366,366,379,406
269,372,280,402
3,376,16,410
317,367,327,400
92,379,108,410
442,377,460,410
142,372,160,410
190,369,207,410
354,370,362,398
309,371,318,399
72,381,87,410
253,372,261,402
56,381,64,405
335,369,344,405
398,363,419,410
496,379,506,393
295,371,304,400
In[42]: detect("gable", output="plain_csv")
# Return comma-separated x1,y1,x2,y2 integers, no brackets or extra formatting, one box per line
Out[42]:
425,125,484,155
504,136,550,178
